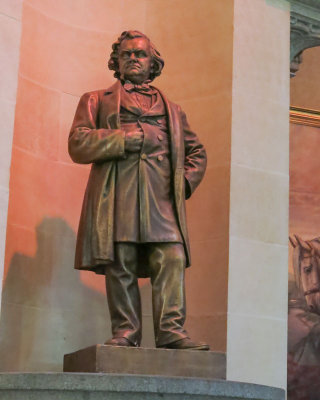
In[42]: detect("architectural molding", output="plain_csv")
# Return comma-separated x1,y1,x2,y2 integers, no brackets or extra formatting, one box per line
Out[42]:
290,0,320,77
290,52,303,78
290,106,320,127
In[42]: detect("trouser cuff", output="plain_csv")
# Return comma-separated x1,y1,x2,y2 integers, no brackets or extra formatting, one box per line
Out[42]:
156,330,188,347
113,330,140,347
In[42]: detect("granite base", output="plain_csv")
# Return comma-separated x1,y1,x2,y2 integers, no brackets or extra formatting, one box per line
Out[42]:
0,373,285,400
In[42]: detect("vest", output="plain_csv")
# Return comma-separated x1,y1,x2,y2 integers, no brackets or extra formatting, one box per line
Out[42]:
114,85,182,243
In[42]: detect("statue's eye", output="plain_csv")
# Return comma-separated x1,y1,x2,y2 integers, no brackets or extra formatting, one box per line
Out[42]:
304,265,313,274
120,51,131,59
136,51,147,58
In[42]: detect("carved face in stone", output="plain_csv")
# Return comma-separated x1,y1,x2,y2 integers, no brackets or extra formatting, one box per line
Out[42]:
118,37,152,84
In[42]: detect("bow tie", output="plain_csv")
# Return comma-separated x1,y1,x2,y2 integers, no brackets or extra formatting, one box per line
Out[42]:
123,81,157,95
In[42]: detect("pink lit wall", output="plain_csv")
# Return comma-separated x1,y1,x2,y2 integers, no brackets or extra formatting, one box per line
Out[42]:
290,47,320,110
0,0,233,371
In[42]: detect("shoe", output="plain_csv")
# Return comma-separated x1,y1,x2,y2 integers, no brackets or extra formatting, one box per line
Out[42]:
104,337,135,347
158,337,210,351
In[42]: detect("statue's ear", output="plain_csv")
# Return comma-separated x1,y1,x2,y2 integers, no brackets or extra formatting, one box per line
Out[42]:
289,236,297,248
294,234,311,251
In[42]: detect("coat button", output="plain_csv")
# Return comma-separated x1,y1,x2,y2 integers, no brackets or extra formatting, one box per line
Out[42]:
141,153,147,160
157,155,164,161
158,134,163,141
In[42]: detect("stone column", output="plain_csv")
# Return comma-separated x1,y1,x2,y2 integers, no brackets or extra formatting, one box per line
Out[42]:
227,0,290,389
0,0,22,310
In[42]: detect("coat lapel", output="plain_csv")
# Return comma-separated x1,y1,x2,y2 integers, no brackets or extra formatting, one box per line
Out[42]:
156,88,180,172
120,88,143,116
102,82,182,172
103,80,121,129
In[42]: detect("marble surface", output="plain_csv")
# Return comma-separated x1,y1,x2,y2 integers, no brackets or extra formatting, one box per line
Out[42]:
228,0,289,389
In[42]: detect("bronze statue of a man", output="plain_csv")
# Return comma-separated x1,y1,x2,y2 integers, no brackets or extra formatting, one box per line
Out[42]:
69,31,208,350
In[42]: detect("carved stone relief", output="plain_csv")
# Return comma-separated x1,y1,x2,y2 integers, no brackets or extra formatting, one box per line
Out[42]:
290,0,320,77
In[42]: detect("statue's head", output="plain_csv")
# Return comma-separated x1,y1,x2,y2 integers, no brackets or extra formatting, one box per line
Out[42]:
108,30,164,84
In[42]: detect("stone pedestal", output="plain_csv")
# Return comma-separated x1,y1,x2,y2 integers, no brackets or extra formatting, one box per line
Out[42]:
63,345,226,379
0,373,285,400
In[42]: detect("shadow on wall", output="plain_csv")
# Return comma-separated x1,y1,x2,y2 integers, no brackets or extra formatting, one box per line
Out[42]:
0,217,110,372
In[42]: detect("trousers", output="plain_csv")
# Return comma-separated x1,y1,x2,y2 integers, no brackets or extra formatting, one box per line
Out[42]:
105,242,188,346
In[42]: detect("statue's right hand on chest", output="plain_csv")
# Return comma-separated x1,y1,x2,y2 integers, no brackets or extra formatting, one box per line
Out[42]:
124,129,144,153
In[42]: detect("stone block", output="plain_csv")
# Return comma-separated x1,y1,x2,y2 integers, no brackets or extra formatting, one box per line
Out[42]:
63,344,226,379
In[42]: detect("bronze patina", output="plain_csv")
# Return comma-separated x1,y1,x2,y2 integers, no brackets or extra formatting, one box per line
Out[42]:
69,31,208,350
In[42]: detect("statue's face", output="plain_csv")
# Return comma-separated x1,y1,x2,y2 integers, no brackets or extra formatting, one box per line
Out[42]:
118,37,152,84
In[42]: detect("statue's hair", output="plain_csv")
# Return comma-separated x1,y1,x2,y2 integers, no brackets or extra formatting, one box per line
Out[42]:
108,30,164,81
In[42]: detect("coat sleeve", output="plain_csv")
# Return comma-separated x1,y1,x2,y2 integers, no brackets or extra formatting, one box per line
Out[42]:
68,91,126,164
181,109,207,199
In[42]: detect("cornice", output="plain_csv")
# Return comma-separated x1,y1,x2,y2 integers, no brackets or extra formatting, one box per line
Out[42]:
290,0,320,22
290,106,320,127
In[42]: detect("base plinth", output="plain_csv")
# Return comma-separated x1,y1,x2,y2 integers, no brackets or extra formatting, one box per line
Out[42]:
0,373,285,400
63,345,226,379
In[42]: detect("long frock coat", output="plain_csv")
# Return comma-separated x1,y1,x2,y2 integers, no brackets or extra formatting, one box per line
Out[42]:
68,80,207,277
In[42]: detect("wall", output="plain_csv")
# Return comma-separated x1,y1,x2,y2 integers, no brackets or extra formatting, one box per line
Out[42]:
0,0,234,371
290,124,320,240
0,0,147,371
289,47,320,241
0,0,22,313
290,46,320,109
